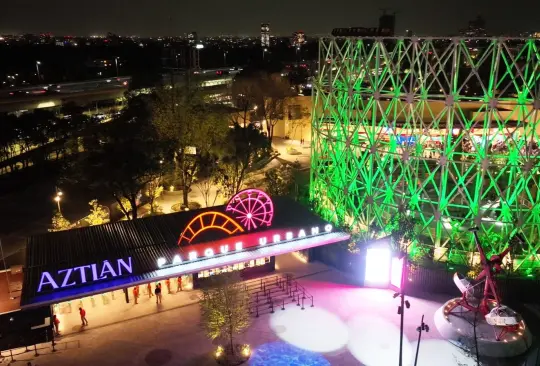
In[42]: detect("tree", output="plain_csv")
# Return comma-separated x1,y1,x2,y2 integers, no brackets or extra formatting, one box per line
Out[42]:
145,179,164,214
200,273,251,358
49,211,71,232
196,158,222,207
152,86,229,205
264,161,301,197
254,73,293,143
216,124,269,198
66,95,170,220
230,75,259,128
84,199,110,226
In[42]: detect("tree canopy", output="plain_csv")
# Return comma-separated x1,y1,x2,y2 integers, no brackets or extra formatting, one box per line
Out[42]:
152,86,229,205
65,95,170,220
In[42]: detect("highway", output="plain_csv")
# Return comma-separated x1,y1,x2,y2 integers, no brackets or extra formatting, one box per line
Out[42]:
0,67,240,112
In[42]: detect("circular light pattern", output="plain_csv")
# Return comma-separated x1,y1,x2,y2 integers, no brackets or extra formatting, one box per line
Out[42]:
409,340,477,366
226,189,274,231
269,308,349,353
249,342,331,366
347,315,413,366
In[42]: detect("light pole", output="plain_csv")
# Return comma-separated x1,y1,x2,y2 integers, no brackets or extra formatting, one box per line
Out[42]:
263,48,267,61
223,51,227,67
36,61,41,81
115,57,119,77
54,191,63,214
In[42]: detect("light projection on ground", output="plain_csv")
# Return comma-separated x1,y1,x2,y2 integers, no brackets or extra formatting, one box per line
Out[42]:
269,307,349,353
249,342,331,366
364,247,392,287
347,315,413,366
409,340,476,366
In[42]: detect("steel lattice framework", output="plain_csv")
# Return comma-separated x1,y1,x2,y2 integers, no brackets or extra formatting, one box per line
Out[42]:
310,37,540,271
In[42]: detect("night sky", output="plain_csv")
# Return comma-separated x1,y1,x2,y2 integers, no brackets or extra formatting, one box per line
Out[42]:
0,0,538,36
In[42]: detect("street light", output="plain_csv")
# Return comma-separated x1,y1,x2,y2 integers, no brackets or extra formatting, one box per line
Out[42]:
54,191,63,213
223,51,228,67
115,57,119,77
36,61,41,81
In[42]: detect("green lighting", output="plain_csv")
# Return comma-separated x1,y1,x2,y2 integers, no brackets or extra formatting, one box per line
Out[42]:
311,37,540,272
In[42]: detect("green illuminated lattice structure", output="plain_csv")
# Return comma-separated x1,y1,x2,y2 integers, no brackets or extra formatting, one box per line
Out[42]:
311,37,540,271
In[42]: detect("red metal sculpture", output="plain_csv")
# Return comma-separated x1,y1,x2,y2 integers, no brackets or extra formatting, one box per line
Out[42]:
447,227,525,340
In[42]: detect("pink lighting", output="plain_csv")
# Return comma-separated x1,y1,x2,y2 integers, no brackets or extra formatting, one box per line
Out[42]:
364,246,392,287
226,189,274,231
390,257,404,289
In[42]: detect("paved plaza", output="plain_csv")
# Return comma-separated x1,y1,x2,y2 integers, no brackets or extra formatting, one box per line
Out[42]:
1,254,539,366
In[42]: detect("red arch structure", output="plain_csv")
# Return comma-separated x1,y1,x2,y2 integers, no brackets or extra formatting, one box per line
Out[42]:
177,211,244,246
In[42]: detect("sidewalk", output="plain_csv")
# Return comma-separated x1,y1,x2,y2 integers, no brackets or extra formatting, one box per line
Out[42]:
54,253,327,336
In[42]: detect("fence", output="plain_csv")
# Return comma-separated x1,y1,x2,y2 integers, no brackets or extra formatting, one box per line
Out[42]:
242,274,314,317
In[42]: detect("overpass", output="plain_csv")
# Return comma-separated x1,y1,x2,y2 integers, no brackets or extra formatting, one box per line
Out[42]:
0,67,239,113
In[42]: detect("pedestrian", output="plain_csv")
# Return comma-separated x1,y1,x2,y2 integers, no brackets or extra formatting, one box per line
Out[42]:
147,282,153,298
52,314,60,336
165,278,171,294
133,285,139,304
155,282,162,304
79,307,88,326
177,276,183,292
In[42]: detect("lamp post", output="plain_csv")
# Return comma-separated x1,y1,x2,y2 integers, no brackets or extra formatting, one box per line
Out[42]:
223,51,227,67
115,57,119,77
54,191,63,214
36,61,42,81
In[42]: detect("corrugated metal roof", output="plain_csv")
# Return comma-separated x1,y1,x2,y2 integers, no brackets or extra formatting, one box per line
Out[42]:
21,197,335,307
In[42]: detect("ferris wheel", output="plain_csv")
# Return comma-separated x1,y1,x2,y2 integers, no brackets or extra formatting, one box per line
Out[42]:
225,189,274,231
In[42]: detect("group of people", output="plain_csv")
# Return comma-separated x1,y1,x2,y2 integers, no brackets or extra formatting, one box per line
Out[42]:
52,306,88,336
132,276,185,305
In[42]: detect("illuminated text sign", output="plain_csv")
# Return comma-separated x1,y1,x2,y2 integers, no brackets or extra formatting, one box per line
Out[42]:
37,257,133,293
158,225,333,268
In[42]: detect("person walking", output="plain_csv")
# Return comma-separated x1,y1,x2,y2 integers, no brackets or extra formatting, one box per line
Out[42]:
133,285,139,304
52,314,60,336
177,276,183,292
155,282,162,304
165,278,171,294
147,282,153,298
79,307,88,326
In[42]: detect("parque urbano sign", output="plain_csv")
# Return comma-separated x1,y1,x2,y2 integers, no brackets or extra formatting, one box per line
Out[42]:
37,257,133,293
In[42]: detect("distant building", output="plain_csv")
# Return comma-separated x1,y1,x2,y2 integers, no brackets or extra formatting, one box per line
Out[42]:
460,16,487,37
188,32,198,45
332,12,395,37
261,23,270,47
292,31,306,47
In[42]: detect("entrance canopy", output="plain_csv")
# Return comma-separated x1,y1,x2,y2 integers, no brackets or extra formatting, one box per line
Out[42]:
21,191,349,308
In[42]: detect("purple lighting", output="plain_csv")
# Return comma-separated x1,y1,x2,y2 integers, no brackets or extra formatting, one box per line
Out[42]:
226,188,274,231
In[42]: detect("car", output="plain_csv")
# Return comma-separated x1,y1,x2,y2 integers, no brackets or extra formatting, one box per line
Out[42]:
8,90,29,97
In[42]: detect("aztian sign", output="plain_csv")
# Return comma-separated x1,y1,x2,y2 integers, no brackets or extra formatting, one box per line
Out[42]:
37,257,133,293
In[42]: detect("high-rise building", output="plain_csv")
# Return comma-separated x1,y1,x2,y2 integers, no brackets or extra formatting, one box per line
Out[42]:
292,31,306,47
460,16,487,37
261,23,270,48
188,31,198,45
378,11,396,36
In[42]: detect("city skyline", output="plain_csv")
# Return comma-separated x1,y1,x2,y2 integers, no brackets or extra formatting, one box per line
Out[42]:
0,0,539,37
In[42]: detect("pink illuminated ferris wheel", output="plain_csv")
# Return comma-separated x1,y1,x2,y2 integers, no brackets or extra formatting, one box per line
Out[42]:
225,189,274,231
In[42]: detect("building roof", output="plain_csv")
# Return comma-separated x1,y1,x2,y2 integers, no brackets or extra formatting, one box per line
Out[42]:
21,197,336,307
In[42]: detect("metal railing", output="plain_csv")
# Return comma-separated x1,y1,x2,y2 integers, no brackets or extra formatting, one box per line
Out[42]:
246,274,314,317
